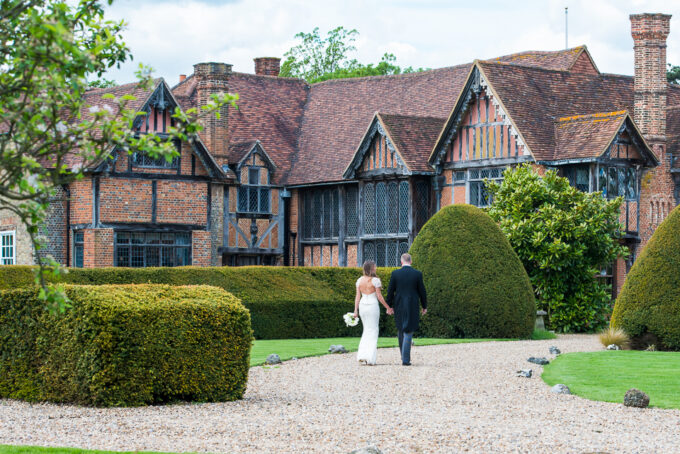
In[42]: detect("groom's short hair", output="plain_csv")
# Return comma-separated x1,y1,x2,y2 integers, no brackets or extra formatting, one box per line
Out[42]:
401,253,412,264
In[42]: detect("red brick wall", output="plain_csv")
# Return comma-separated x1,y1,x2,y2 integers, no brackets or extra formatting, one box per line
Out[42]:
82,228,113,268
99,178,153,223
347,244,358,267
570,51,599,75
69,179,92,224
192,230,211,266
156,181,208,224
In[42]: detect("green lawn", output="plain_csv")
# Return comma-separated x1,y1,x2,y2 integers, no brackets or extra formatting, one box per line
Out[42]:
0,446,184,454
542,351,680,409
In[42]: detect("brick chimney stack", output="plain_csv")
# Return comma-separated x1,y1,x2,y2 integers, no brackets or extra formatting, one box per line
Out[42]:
631,13,671,146
193,62,232,154
254,57,281,76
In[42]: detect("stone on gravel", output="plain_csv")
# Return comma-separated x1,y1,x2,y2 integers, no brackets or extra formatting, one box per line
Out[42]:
528,356,550,365
549,346,561,355
607,344,621,350
516,369,532,378
349,446,383,454
624,388,650,408
551,384,571,394
265,354,281,365
329,345,348,354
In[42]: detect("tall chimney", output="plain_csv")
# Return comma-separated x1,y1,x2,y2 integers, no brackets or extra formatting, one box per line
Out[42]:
193,62,232,154
254,57,281,77
631,13,671,146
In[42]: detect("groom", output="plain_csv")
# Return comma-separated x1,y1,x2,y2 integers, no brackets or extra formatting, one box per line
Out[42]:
386,253,427,366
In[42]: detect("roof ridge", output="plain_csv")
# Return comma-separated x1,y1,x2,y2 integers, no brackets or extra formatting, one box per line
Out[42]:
556,110,628,123
309,64,471,86
485,45,585,61
379,112,447,121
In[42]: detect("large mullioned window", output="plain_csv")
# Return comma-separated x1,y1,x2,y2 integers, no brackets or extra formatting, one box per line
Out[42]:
115,231,191,267
468,167,504,207
362,181,409,235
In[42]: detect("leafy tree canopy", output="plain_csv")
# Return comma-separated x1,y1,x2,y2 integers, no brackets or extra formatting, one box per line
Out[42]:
88,78,117,88
668,63,680,85
486,164,628,333
279,26,426,83
0,0,236,310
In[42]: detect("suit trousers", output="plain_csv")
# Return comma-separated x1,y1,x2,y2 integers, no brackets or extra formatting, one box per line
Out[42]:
398,330,413,365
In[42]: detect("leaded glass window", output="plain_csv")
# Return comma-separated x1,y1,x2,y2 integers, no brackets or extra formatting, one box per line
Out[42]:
115,231,191,267
563,165,590,192
0,230,15,265
301,188,340,240
598,166,637,200
413,180,429,232
73,231,84,268
363,239,404,267
468,167,504,207
346,186,359,237
132,141,180,168
237,167,270,214
362,180,409,235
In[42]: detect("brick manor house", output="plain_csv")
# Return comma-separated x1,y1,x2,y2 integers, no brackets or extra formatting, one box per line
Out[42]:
1,13,678,294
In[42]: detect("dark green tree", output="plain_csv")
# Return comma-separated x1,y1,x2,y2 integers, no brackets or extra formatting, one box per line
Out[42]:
486,164,628,332
0,0,236,310
667,63,680,84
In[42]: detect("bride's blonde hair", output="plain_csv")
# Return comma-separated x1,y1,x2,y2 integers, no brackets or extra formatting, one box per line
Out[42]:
362,260,377,277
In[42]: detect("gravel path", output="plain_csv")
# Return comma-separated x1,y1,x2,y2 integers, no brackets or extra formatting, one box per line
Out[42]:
2,334,679,453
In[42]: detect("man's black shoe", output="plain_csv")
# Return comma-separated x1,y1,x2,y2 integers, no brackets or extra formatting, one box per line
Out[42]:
402,362,411,366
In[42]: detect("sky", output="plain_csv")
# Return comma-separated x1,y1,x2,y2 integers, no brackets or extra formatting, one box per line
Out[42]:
103,0,680,85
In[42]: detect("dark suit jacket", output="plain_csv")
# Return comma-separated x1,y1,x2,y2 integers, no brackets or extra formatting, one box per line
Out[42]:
386,265,427,333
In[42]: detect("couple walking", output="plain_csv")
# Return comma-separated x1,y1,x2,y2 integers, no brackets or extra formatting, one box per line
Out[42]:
353,253,427,366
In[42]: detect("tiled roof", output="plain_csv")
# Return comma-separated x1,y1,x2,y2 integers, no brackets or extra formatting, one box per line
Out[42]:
478,61,640,161
553,111,627,160
173,73,308,185
288,65,471,185
485,46,598,74
379,113,446,172
667,106,680,161
56,80,160,169
220,140,258,165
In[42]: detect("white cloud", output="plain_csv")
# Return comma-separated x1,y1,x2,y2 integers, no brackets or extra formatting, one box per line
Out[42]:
103,0,680,84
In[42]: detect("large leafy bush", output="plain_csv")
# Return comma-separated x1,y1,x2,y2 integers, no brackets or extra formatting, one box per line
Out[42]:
0,284,252,406
611,205,680,350
409,204,535,338
487,165,627,332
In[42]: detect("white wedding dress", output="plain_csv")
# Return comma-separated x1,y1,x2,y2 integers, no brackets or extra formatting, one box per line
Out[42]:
356,277,381,365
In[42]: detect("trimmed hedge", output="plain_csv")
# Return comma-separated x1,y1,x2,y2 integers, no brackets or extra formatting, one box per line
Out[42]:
611,205,680,351
410,204,536,338
0,284,252,406
0,266,397,339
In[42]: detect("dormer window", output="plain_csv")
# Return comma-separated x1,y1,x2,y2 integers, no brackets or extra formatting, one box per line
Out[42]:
238,166,270,214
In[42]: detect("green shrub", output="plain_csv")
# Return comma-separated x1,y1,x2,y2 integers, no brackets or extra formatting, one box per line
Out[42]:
0,284,252,406
0,266,397,339
409,204,536,338
611,205,680,351
486,164,627,332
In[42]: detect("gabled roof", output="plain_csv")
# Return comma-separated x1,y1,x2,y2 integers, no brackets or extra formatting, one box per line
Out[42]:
380,113,445,172
173,72,308,185
219,140,276,171
290,65,471,185
485,46,599,74
552,111,657,164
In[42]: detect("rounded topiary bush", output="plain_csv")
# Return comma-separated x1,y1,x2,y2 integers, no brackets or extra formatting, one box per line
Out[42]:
410,204,535,338
611,205,680,351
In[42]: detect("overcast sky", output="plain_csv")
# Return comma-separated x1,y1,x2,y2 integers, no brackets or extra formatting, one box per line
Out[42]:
103,0,680,85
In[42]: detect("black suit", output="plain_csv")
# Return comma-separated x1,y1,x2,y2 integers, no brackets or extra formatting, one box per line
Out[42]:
386,265,427,364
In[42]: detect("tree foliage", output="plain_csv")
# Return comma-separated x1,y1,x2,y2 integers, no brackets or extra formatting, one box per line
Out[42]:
486,165,628,332
0,0,236,310
668,63,680,85
279,26,426,83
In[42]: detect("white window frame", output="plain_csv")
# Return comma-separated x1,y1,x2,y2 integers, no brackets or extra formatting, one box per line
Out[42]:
0,230,16,265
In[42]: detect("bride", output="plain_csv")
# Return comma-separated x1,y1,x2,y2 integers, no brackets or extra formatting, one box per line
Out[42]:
354,260,393,365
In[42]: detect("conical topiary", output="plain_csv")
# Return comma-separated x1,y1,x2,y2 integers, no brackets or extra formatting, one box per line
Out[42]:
409,204,535,338
611,204,680,351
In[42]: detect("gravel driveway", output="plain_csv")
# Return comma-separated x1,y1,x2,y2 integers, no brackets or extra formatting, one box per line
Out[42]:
2,334,679,453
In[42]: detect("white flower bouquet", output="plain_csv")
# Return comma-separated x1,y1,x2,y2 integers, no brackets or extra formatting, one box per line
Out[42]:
343,312,360,327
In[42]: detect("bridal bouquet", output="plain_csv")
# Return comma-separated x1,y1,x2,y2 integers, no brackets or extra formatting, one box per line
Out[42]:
343,312,360,327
